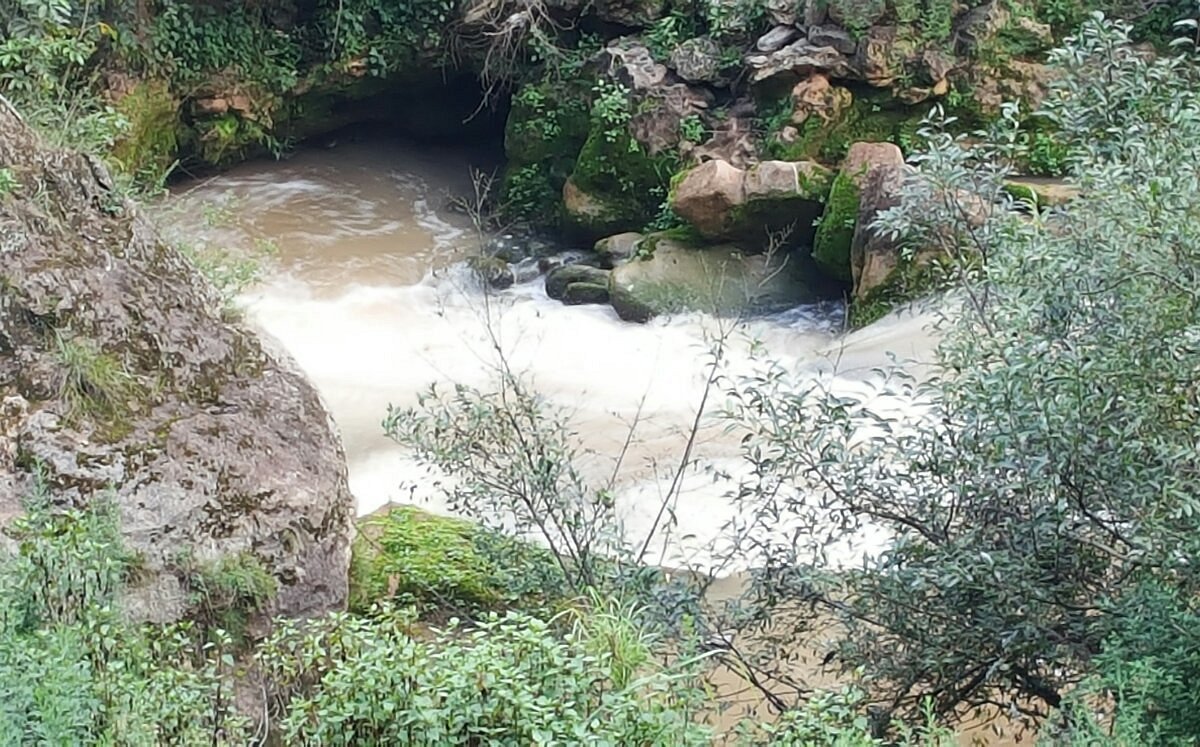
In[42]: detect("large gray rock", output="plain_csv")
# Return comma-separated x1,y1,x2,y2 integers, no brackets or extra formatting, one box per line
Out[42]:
609,235,823,322
0,107,353,626
545,264,611,299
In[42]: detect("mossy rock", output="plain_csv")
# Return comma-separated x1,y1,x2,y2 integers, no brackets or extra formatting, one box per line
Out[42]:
502,80,593,228
812,171,860,282
505,81,592,165
848,254,945,327
349,505,561,614
545,264,610,300
769,93,923,165
562,282,610,305
566,125,673,235
109,80,182,183
608,234,831,322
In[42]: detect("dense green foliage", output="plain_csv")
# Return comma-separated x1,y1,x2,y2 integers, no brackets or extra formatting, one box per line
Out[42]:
722,15,1200,738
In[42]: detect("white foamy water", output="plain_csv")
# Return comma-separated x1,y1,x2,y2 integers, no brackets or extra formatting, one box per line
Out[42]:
167,137,939,571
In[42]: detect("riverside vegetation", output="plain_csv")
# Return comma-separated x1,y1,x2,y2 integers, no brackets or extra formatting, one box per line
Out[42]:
2,0,1200,743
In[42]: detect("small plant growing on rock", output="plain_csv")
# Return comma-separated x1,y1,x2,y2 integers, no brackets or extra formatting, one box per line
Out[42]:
0,166,17,196
53,331,137,419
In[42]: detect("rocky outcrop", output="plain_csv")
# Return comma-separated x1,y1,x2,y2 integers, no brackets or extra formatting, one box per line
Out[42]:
813,141,905,281
0,107,354,626
670,158,832,242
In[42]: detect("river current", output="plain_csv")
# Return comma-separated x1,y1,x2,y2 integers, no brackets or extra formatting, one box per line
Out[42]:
167,135,938,572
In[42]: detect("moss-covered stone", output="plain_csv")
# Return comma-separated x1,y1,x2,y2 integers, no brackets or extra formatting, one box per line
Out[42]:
349,505,560,614
848,254,943,327
566,125,674,236
501,80,593,227
769,92,923,165
812,171,860,282
109,80,181,183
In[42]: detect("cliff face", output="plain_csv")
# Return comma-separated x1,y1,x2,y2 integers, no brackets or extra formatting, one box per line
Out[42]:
0,102,354,625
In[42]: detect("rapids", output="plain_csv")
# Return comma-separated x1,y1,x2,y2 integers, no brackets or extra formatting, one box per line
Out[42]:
167,135,939,571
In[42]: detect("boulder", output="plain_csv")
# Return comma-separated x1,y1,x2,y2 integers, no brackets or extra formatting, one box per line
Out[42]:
563,176,628,236
670,37,724,84
748,40,856,88
854,26,906,87
813,142,904,281
594,232,645,265
789,73,853,125
609,236,824,322
602,41,668,92
562,282,611,305
669,159,746,238
0,107,353,626
545,264,611,300
671,158,832,242
850,161,908,298
684,106,759,168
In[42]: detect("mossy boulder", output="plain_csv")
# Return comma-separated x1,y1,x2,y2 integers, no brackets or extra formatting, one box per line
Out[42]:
565,124,673,236
545,264,611,299
109,79,181,183
769,91,924,165
814,141,904,282
349,505,560,613
594,232,645,265
608,234,828,322
562,282,611,305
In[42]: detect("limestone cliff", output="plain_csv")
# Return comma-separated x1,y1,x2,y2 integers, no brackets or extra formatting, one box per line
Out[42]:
0,103,354,625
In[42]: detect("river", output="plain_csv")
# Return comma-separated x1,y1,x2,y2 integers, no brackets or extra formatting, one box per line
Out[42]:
166,134,939,572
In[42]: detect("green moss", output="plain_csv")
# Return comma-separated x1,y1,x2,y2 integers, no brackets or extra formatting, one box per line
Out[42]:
185,113,273,168
812,172,861,282
501,80,593,228
767,93,920,165
567,125,675,234
109,80,181,185
349,506,561,615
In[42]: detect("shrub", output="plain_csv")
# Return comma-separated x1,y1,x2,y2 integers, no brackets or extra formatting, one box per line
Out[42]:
261,605,713,745
721,15,1200,733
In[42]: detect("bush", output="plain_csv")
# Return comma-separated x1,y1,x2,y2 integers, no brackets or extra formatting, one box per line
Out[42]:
721,15,1200,733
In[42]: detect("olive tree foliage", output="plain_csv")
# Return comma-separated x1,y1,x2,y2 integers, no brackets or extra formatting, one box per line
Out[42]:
719,14,1200,731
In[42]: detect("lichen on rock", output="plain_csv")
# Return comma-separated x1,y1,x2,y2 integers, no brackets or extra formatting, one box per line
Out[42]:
0,106,354,628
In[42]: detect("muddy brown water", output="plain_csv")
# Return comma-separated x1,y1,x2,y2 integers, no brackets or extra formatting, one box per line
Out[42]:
162,136,1020,743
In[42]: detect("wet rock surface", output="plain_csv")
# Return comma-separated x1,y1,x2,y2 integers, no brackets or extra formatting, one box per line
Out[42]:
0,107,354,626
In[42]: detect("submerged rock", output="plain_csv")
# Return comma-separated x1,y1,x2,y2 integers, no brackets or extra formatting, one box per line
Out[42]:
0,106,354,627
